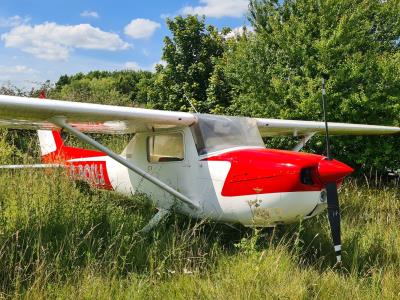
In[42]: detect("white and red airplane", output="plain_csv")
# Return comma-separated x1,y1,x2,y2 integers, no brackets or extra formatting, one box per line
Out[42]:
0,92,399,263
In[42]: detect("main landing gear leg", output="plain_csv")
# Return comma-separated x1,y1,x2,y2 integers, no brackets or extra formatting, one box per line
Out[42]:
140,208,170,233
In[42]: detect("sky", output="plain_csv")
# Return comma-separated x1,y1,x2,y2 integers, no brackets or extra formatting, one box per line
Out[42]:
0,0,251,88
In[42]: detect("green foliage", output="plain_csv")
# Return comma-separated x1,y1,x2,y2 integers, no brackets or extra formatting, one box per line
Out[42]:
1,2,399,172
220,0,400,171
55,76,131,106
52,70,153,106
0,133,19,164
144,15,230,113
0,6,399,297
233,228,261,254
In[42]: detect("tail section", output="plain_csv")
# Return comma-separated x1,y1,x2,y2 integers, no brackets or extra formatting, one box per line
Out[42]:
38,126,106,163
0,90,114,190
40,134,113,189
38,127,106,163
36,91,106,162
37,91,66,162
37,127,112,189
38,130,66,162
36,91,112,189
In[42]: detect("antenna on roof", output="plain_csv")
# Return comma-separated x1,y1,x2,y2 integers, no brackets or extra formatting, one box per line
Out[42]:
184,94,198,113
321,74,331,160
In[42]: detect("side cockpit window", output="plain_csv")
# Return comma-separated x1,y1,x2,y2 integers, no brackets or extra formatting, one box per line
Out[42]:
147,132,184,163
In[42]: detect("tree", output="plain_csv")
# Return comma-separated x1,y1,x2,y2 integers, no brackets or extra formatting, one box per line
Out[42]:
51,70,153,107
145,15,230,113
222,0,400,172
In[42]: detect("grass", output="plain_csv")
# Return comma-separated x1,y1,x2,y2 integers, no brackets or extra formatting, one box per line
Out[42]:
0,168,399,299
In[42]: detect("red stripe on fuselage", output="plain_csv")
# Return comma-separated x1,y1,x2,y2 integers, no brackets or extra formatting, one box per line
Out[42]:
42,145,105,163
205,148,327,196
41,141,112,190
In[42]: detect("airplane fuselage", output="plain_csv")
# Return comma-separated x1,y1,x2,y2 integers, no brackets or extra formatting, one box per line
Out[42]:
61,125,351,227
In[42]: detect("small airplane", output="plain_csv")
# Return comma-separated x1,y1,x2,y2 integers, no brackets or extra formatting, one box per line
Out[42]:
0,86,399,264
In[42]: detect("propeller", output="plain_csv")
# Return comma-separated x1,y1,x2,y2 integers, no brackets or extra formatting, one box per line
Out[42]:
321,76,342,264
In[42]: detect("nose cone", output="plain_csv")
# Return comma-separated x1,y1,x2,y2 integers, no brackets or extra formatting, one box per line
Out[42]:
318,159,353,184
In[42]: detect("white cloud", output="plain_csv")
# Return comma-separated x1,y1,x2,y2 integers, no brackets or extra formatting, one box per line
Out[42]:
0,51,127,88
181,0,249,18
148,60,167,72
160,13,172,20
124,61,141,70
1,22,130,61
124,60,166,72
0,15,30,28
224,25,253,38
0,65,38,84
124,18,161,39
0,65,36,74
153,60,167,69
80,10,99,18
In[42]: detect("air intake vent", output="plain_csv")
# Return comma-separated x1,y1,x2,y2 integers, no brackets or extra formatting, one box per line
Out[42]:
300,168,314,185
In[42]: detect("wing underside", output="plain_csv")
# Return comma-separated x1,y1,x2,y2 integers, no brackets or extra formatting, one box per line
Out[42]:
0,95,196,134
257,118,400,137
0,95,399,136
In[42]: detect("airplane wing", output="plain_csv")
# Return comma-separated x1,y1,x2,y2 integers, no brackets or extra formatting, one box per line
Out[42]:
0,95,196,134
1,94,399,136
257,118,400,137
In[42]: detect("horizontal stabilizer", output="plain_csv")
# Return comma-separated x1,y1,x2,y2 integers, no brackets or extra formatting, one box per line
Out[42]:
0,164,63,169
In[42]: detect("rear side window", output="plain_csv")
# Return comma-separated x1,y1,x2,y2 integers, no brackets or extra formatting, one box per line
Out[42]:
147,132,184,163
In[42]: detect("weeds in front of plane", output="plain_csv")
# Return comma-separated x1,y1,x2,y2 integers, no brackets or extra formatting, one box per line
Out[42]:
0,169,399,298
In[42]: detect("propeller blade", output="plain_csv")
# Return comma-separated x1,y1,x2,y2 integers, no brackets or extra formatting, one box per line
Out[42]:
321,76,342,265
326,182,341,264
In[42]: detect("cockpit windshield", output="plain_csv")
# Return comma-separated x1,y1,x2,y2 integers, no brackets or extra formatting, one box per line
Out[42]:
190,114,265,155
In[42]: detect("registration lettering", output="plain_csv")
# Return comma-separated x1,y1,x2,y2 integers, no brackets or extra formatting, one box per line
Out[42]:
69,162,106,185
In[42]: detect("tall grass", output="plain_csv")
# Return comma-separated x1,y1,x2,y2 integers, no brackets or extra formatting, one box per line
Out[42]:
0,168,399,299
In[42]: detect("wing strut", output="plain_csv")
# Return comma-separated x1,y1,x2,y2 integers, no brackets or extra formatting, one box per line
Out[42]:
139,208,170,233
292,132,316,152
52,118,200,211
